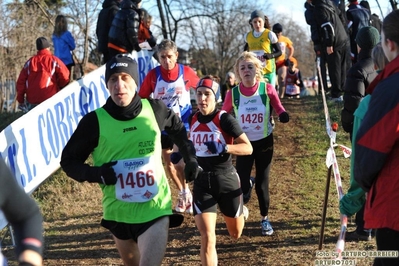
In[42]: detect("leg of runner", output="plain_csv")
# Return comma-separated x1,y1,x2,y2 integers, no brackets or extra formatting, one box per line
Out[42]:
195,212,218,266
162,148,192,213
173,145,193,214
224,212,246,239
162,148,184,210
278,66,287,98
137,216,169,266
113,237,140,266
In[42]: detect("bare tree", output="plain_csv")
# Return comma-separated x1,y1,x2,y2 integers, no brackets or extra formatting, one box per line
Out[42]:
0,0,315,89
1,2,48,78
0,0,101,79
148,0,259,78
62,0,102,72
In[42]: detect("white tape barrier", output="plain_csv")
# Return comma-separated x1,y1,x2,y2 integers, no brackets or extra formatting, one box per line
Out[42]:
0,50,159,230
317,57,351,258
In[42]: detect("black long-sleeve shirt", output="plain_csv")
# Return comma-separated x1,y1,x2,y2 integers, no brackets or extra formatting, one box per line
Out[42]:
61,95,196,182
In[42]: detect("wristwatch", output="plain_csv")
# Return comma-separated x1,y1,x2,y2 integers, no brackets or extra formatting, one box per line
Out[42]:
224,144,229,154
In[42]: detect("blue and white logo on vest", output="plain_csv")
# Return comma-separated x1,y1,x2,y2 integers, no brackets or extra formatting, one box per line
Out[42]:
244,99,257,104
124,159,145,170
245,107,258,112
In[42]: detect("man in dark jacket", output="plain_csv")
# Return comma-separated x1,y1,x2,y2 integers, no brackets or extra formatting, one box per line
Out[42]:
347,0,371,63
359,0,382,33
108,0,141,58
307,0,351,102
341,26,379,139
96,0,121,64
304,1,329,94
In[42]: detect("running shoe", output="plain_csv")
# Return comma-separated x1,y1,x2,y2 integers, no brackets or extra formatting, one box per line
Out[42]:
174,192,186,213
243,205,249,221
185,192,193,214
261,218,274,236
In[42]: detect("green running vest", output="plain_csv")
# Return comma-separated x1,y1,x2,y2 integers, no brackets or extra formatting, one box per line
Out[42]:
93,99,173,223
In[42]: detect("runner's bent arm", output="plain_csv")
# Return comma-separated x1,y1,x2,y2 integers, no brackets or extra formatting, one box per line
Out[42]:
60,111,100,182
0,159,43,264
266,83,286,115
287,40,294,59
182,66,200,90
269,31,282,59
220,112,252,156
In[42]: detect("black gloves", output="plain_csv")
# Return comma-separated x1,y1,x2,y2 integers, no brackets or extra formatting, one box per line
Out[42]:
87,161,118,185
263,53,274,60
284,59,290,66
279,112,289,123
204,141,227,155
184,160,202,183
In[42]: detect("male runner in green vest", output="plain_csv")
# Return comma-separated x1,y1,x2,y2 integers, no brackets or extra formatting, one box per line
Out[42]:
61,54,200,265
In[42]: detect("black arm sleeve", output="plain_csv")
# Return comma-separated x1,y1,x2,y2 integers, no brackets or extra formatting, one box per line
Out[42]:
244,43,249,52
271,42,282,58
0,160,43,257
220,112,244,139
60,112,101,182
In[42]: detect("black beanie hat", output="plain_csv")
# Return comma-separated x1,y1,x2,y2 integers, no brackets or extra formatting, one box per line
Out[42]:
356,26,380,50
105,54,139,85
36,37,50,50
272,23,283,33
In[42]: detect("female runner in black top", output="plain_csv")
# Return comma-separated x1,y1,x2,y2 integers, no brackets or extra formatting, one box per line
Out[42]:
189,76,252,265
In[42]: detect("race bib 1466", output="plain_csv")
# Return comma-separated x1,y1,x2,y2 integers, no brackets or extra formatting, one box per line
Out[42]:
113,157,159,203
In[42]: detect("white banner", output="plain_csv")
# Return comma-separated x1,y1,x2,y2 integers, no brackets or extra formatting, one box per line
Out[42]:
0,50,158,230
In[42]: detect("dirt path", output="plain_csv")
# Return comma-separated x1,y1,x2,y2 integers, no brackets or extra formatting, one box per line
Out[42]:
3,93,376,265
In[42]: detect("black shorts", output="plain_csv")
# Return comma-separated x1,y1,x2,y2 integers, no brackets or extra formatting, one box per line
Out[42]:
101,217,160,242
161,134,174,150
101,214,183,241
193,167,243,218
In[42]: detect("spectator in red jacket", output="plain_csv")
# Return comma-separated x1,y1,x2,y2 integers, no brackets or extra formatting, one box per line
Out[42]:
16,37,70,111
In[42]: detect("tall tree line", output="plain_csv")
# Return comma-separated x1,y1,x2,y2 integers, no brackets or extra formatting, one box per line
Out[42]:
0,0,315,85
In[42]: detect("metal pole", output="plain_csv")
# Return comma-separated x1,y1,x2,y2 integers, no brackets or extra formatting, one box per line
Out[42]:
375,0,385,19
319,166,332,250
389,0,398,10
